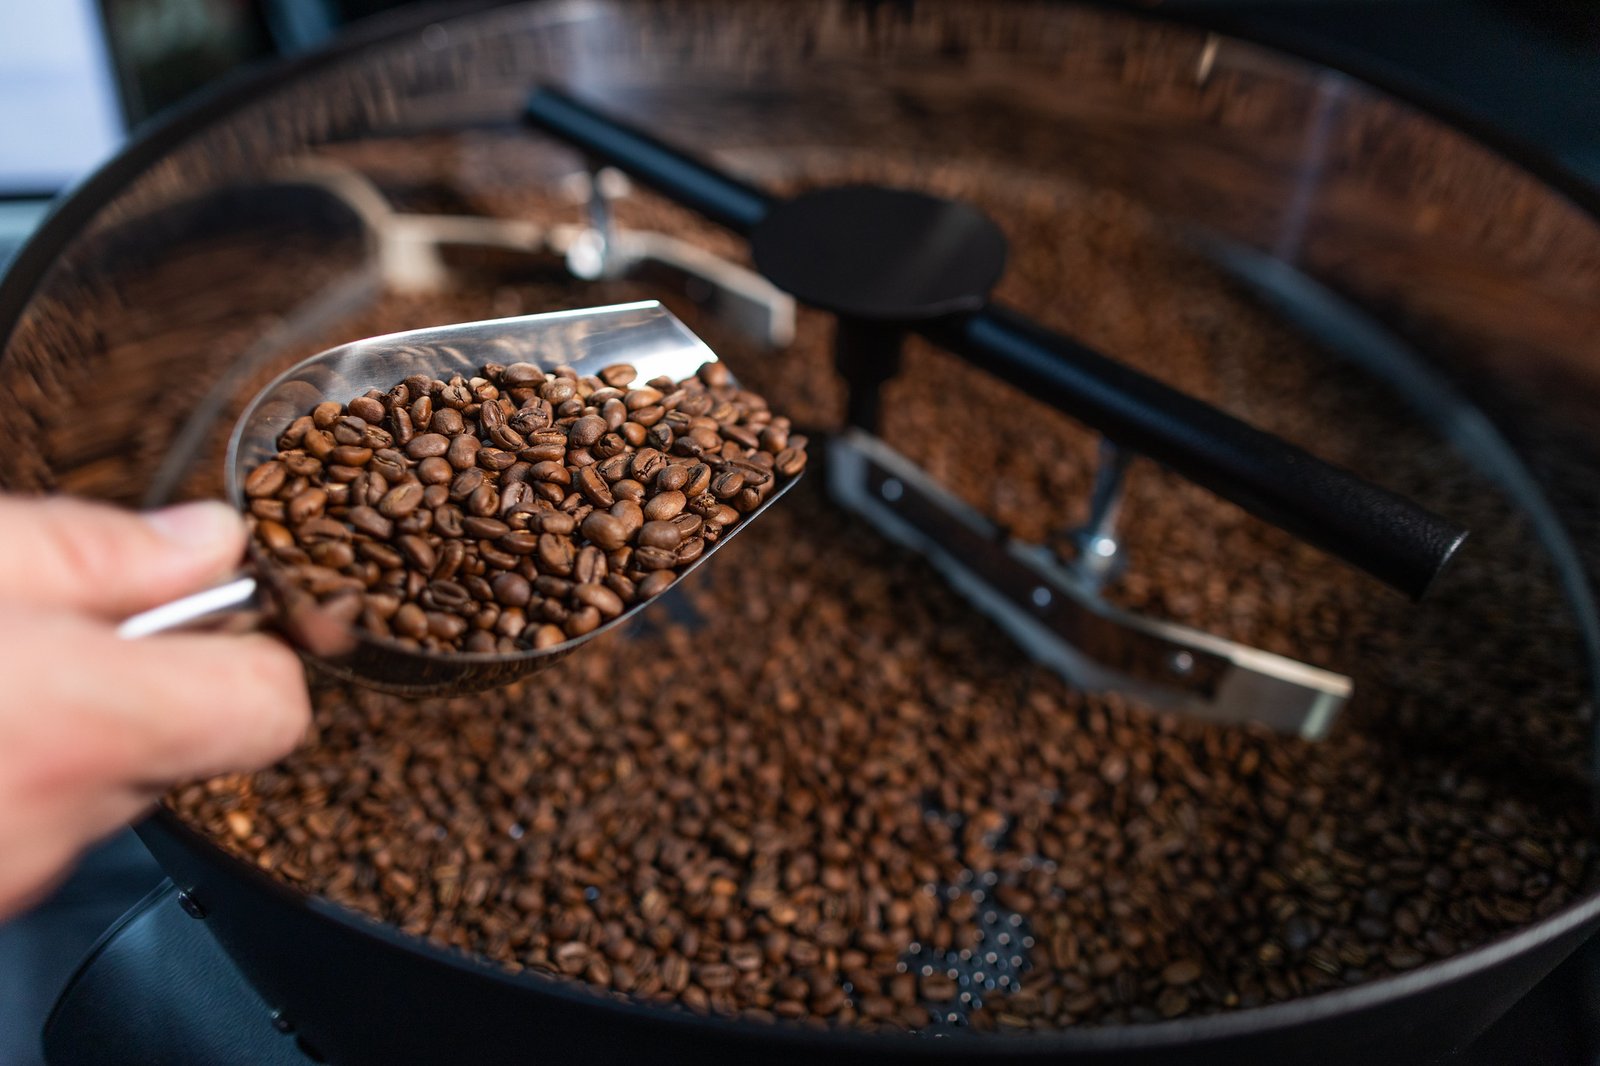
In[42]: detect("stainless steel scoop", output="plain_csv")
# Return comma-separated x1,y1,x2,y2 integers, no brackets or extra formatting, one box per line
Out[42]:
117,300,798,695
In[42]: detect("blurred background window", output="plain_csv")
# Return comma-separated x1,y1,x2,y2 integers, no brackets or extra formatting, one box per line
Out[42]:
0,0,123,195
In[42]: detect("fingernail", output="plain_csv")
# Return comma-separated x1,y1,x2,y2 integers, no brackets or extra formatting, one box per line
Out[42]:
144,501,244,549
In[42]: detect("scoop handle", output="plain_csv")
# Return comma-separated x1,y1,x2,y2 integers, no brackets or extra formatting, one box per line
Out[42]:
116,576,261,639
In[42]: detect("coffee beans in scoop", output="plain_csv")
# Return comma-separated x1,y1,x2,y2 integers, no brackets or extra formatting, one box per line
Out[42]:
242,359,806,654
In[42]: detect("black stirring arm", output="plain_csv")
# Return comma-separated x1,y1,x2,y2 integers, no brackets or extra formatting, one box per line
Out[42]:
525,86,1467,599
926,308,1468,598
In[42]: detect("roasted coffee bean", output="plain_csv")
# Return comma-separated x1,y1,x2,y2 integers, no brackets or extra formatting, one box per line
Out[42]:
407,433,450,459
580,512,629,553
302,429,335,460
603,572,638,602
287,488,328,524
683,463,712,496
370,449,407,482
529,623,564,649
245,461,287,498
571,546,604,586
521,429,568,463
462,516,510,540
449,468,485,501
357,541,403,569
674,537,706,565
636,569,677,599
564,605,602,637
478,447,518,472
576,465,614,508
255,519,294,551
541,378,576,404
347,506,393,540
331,416,368,445
378,483,424,519
573,582,624,619
499,481,537,515
600,400,628,432
250,499,286,522
638,521,682,551
537,533,576,576
492,572,532,608
710,470,745,499
447,433,481,471
633,546,678,571
396,535,436,573
499,530,540,556
436,406,467,435
390,406,414,446
529,461,570,485
434,506,464,539
431,539,466,582
609,500,644,538
775,447,807,477
570,415,607,448
500,362,542,387
600,363,637,388
509,400,552,435
644,491,687,521
656,465,690,493
282,451,322,478
467,485,500,518
408,395,433,431
596,454,631,483
414,456,450,485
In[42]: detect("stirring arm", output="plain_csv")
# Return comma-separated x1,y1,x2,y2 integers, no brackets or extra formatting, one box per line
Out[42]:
524,85,1468,599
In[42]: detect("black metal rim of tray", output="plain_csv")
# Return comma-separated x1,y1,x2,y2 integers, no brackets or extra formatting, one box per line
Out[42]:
0,0,1596,1059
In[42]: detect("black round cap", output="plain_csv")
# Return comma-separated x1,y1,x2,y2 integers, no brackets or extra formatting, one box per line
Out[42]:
750,185,1008,321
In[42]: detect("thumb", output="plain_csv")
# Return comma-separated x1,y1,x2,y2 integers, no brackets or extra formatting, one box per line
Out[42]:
0,496,247,618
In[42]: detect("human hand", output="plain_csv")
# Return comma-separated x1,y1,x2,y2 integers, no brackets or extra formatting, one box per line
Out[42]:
0,495,311,919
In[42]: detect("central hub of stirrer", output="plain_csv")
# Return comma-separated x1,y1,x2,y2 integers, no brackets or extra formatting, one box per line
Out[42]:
750,185,1009,321
751,185,1009,432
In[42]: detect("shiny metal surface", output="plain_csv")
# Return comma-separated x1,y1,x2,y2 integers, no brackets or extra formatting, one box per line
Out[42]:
829,430,1353,739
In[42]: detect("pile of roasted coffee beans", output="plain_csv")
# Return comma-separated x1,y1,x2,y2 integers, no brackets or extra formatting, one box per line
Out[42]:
242,359,805,653
153,167,1593,1036
176,477,1593,1035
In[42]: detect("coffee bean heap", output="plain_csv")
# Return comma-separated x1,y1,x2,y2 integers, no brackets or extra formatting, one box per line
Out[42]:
241,359,806,654
175,479,1593,1035
127,167,1592,1035
165,257,1594,1037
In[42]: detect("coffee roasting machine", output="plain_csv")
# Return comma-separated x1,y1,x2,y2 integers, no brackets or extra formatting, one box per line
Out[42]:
4,2,1600,1064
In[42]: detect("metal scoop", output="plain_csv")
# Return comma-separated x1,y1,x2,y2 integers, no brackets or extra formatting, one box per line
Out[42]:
117,301,797,696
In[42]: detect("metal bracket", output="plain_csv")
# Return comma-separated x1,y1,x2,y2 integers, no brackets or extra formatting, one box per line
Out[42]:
827,431,1352,739
551,165,795,348
1066,440,1131,591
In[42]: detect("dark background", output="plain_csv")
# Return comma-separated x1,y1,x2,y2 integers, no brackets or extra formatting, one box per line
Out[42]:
0,1,1597,1064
